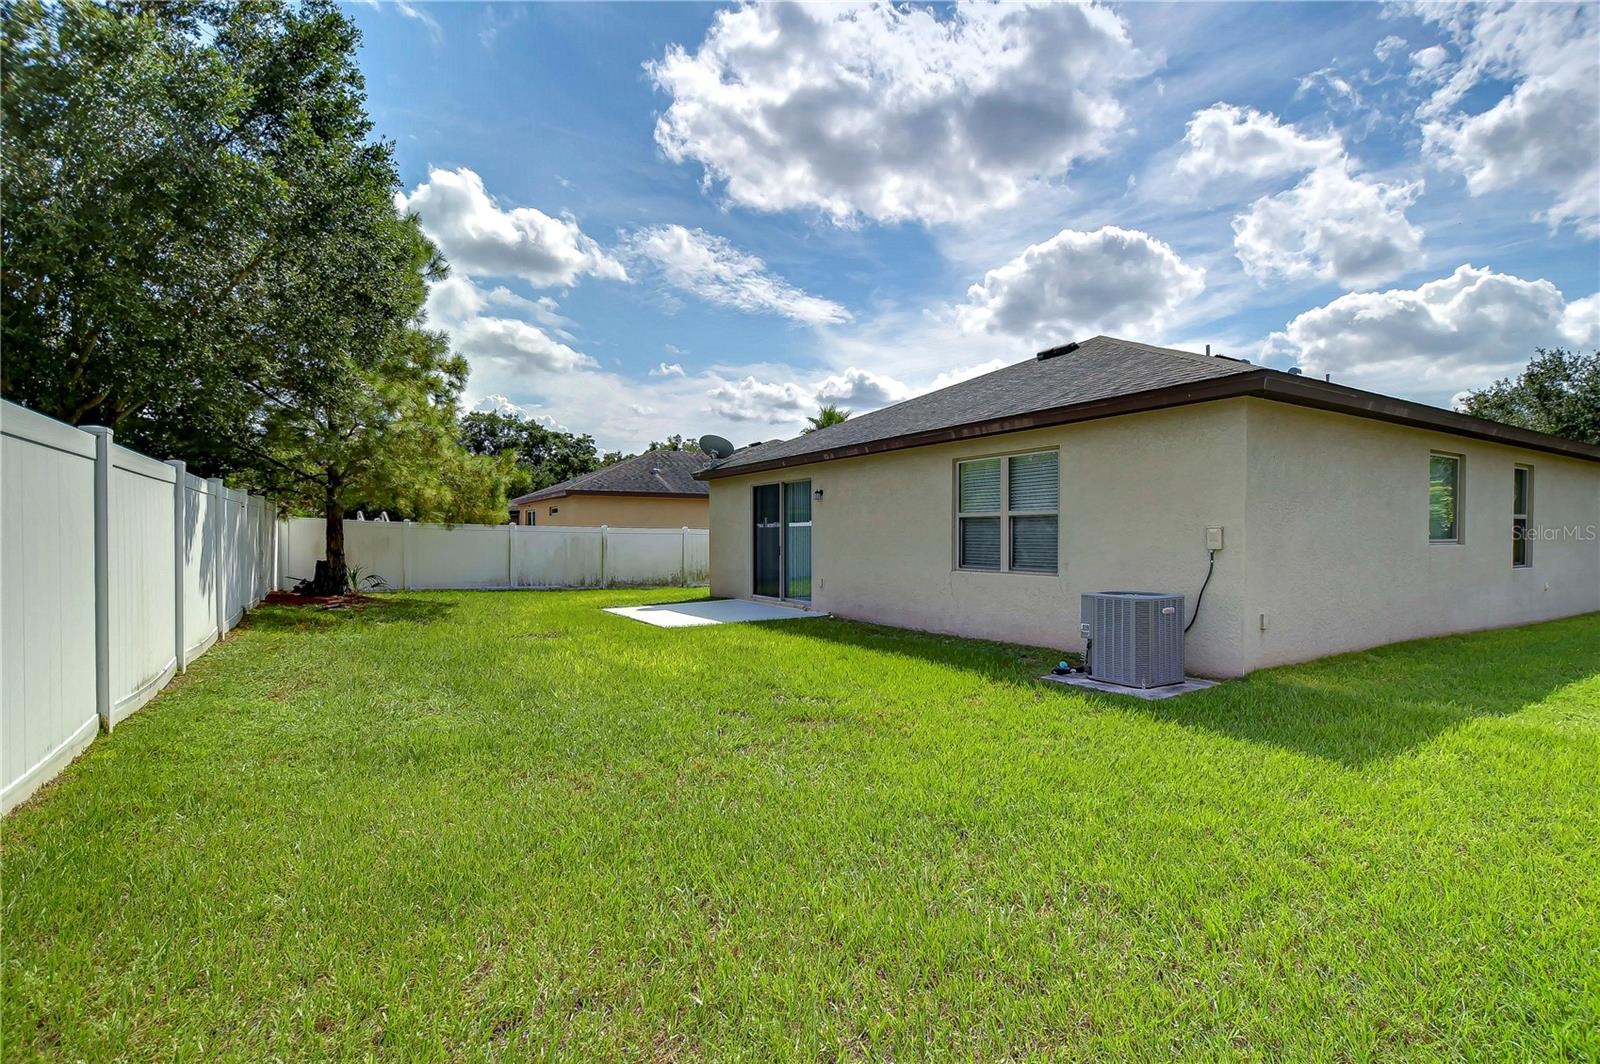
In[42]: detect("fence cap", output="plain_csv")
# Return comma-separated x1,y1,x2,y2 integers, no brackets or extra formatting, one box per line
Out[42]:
0,400,99,459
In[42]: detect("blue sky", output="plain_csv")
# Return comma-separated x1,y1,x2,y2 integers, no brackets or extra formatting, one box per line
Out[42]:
347,1,1599,451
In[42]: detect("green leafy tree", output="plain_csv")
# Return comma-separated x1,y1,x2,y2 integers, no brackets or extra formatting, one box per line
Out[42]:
647,433,702,453
351,439,517,526
1,0,363,466
1460,348,1600,445
243,122,483,591
459,410,603,498
3,0,508,589
801,404,851,434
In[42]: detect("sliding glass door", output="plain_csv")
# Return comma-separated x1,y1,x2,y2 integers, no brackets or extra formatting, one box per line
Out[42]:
753,484,781,597
783,481,811,601
752,480,812,601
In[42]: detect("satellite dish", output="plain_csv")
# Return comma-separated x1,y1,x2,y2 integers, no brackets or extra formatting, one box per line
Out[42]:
699,434,735,459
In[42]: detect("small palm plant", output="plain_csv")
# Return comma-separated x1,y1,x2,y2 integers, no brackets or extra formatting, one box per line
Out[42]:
802,404,851,434
347,565,390,593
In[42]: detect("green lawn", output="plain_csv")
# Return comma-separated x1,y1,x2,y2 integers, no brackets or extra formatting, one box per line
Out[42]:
4,591,1598,1060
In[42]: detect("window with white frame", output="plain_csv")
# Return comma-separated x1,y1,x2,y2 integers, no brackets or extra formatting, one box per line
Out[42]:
1429,452,1462,543
1512,464,1532,567
956,450,1058,573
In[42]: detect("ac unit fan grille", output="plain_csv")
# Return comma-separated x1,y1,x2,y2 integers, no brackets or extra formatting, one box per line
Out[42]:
1081,591,1185,688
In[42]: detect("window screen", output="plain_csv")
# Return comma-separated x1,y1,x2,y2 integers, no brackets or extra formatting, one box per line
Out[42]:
1010,515,1057,572
959,517,1002,570
1008,451,1058,512
1512,465,1531,567
958,458,1001,513
957,459,1003,569
1429,454,1461,543
957,451,1057,572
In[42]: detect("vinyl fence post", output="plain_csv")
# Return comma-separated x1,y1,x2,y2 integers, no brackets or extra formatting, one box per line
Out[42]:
402,519,413,591
681,526,689,587
208,478,226,638
269,504,280,593
167,460,187,672
506,521,515,589
275,508,288,588
599,524,608,588
84,426,114,732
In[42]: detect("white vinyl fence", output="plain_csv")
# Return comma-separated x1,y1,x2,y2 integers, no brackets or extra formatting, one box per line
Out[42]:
277,517,709,591
2,400,277,813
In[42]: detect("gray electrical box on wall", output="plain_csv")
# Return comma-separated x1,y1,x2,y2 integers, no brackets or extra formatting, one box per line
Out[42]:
1206,526,1224,551
1081,591,1186,688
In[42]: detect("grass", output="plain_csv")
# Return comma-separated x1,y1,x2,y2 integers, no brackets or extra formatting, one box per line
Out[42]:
4,589,1598,1061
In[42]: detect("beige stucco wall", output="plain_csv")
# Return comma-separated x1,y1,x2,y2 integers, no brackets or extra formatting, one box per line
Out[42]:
1240,399,1600,670
710,401,1253,676
514,493,708,529
708,396,1600,677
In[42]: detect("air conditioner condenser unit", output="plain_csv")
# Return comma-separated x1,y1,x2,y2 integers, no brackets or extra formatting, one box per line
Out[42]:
1080,591,1185,688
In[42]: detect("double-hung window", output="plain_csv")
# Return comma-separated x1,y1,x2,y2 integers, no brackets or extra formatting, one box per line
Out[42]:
956,450,1058,573
1429,453,1462,543
1512,465,1532,567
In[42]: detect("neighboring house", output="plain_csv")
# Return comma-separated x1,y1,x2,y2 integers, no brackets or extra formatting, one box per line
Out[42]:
697,335,1600,677
510,449,710,528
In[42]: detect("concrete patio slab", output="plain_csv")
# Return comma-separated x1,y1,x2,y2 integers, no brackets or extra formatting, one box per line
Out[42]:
604,599,827,628
1038,673,1218,699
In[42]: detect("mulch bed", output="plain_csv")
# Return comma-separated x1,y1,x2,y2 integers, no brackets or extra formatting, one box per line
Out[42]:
262,591,376,610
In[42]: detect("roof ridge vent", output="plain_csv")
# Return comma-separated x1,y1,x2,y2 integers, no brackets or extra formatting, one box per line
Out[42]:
1036,340,1080,361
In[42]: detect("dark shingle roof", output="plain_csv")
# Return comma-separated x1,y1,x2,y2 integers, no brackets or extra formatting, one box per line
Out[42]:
513,449,711,505
705,336,1257,475
697,333,1600,478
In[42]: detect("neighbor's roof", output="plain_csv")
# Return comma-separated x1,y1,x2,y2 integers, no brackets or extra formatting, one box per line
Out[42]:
513,449,711,505
697,334,1600,479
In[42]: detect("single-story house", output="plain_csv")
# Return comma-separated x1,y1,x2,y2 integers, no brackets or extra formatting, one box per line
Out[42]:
510,448,710,528
696,335,1600,677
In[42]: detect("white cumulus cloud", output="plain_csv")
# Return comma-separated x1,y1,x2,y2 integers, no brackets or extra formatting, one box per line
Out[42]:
815,367,911,408
647,1,1147,225
468,394,567,431
1177,103,1342,181
1171,102,1426,289
960,226,1205,342
1408,44,1451,81
1233,160,1424,289
425,274,593,376
1374,35,1408,62
398,167,627,287
1261,265,1597,398
707,376,815,422
623,225,849,326
449,317,593,375
1415,2,1599,235
705,364,922,424
470,394,532,419
1171,102,1427,290
649,362,686,377
927,359,1011,393
1562,293,1600,348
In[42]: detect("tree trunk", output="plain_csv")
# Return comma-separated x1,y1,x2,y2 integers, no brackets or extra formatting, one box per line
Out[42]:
310,477,348,594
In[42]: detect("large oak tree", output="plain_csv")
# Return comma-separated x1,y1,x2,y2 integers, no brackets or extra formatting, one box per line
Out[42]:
1461,348,1600,446
3,0,509,590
